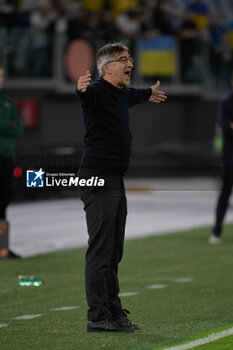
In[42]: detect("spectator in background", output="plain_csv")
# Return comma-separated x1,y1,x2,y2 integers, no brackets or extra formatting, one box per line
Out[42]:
187,0,209,31
210,72,233,243
115,9,141,53
179,10,200,82
209,13,229,89
86,11,102,40
139,0,156,10
59,0,82,17
82,0,104,13
54,3,68,34
0,0,17,29
188,0,209,14
226,14,233,75
111,0,140,18
152,0,177,35
30,1,56,77
67,7,91,41
15,0,37,29
140,8,158,39
115,9,141,38
0,67,23,257
98,10,119,42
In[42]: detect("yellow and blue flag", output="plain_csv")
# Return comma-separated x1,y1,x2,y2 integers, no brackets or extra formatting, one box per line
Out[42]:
137,35,177,76
227,20,233,50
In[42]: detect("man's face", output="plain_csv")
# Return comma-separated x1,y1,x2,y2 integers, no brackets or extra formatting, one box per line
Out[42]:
105,51,133,88
0,69,4,90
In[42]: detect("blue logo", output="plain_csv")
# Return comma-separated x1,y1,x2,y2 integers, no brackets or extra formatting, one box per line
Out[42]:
26,168,45,188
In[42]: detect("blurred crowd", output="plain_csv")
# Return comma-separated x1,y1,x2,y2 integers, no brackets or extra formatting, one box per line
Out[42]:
1,0,233,85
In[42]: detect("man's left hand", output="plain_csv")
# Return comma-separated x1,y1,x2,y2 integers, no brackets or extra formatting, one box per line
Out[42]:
149,81,167,103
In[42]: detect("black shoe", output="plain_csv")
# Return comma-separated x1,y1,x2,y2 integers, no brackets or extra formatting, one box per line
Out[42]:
114,309,139,330
86,319,135,333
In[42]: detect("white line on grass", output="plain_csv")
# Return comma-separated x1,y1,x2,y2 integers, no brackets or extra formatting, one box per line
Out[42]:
13,314,43,320
0,324,7,328
162,327,233,350
119,292,138,297
50,306,80,311
152,277,194,283
171,278,194,283
146,284,167,289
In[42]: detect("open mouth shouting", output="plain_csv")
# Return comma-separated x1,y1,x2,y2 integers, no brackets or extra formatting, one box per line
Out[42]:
124,70,131,78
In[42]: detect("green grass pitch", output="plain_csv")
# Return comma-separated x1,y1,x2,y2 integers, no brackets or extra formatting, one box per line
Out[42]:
192,335,233,350
1,224,233,350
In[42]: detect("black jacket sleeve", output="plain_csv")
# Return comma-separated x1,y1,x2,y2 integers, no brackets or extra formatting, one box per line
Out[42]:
221,95,233,141
127,87,152,107
76,85,99,107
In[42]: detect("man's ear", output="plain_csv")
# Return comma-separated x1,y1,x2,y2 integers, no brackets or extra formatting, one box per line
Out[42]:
103,63,112,75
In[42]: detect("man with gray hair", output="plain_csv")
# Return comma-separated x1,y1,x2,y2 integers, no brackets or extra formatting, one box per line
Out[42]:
77,42,167,333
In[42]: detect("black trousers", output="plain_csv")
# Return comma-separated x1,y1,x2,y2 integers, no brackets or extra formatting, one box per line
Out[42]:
0,157,13,220
78,168,127,322
213,165,233,237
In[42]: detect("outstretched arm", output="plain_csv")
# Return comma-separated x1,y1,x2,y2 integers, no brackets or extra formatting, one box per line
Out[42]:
77,70,91,93
149,81,167,104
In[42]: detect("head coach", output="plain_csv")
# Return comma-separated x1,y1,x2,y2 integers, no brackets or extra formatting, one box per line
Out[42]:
76,42,167,333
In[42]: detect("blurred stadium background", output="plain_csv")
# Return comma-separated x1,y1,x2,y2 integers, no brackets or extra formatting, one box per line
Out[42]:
2,2,233,348
1,0,233,201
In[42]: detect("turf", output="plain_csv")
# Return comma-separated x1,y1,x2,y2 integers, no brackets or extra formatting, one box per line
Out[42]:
194,335,233,350
1,224,233,350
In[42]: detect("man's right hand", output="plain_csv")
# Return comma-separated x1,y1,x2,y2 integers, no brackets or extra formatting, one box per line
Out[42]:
77,70,91,93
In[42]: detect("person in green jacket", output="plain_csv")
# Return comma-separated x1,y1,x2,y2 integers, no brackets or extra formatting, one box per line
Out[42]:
0,67,23,258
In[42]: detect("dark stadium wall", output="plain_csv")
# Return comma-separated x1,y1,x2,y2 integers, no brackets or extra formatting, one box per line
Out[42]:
41,95,217,148
11,93,218,151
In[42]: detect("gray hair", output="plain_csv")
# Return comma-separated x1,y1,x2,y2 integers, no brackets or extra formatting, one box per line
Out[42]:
96,54,113,77
96,42,130,77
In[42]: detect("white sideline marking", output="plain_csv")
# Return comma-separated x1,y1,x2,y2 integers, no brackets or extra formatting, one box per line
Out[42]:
171,278,194,283
146,284,167,289
13,314,43,320
153,277,194,283
119,292,138,297
50,306,80,311
163,327,233,350
0,324,7,328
